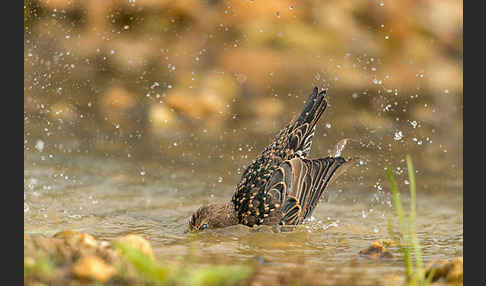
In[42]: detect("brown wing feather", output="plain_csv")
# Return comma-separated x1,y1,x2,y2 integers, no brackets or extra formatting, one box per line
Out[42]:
264,156,347,226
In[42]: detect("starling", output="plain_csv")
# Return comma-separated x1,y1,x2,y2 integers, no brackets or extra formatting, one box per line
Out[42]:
189,87,350,231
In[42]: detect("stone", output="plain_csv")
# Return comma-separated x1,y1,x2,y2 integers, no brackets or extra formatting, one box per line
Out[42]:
72,255,115,283
425,256,463,283
358,241,394,260
116,234,154,259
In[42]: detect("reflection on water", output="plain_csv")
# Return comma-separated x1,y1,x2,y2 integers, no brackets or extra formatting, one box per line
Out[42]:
24,145,462,281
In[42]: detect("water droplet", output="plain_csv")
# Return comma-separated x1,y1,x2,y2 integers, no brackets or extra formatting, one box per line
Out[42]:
394,131,403,141
35,140,45,152
150,82,160,89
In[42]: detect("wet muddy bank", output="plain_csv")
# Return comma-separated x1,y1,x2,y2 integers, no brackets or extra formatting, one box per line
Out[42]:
25,231,462,286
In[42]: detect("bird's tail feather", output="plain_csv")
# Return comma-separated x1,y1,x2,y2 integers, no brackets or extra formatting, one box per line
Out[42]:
288,87,328,157
296,87,328,128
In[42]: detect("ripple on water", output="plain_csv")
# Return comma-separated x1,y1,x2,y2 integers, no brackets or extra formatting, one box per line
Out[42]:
24,150,462,282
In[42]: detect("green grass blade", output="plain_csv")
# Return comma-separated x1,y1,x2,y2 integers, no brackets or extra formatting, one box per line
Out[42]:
115,242,169,283
386,165,412,278
406,155,425,283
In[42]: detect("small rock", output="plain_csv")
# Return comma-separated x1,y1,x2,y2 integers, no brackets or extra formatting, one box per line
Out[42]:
359,241,394,260
116,234,154,259
376,239,399,248
72,255,115,283
53,230,79,239
446,257,463,282
425,256,463,283
62,232,98,249
99,240,112,250
78,233,98,248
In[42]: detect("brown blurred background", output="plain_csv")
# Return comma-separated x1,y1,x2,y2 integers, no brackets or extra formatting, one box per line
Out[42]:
24,0,462,191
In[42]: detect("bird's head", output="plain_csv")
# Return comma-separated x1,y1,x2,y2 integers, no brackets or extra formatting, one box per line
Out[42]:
188,202,238,232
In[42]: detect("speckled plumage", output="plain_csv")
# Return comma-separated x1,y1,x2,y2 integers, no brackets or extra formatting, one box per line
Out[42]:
189,87,349,231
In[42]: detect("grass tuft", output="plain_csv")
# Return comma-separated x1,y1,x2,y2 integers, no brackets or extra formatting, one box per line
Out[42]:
114,241,252,286
24,254,54,280
386,155,434,286
115,241,169,283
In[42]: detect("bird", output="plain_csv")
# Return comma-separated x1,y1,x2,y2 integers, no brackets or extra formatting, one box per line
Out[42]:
189,87,350,231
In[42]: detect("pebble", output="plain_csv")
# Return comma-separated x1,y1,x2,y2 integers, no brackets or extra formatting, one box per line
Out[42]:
72,255,115,282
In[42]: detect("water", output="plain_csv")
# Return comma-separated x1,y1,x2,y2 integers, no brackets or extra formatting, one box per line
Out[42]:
24,143,462,282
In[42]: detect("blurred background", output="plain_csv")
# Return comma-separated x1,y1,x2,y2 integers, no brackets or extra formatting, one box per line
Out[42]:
24,0,462,193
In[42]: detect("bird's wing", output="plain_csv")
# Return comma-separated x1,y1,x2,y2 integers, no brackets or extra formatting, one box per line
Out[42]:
263,156,348,226
232,87,330,227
